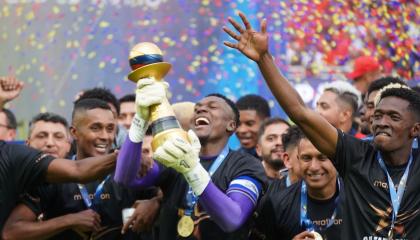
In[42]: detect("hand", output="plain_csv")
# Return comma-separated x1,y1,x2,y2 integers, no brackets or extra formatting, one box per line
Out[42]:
292,231,315,240
121,197,161,234
135,78,169,122
68,209,101,233
153,130,201,174
139,152,153,177
0,76,24,106
223,12,269,62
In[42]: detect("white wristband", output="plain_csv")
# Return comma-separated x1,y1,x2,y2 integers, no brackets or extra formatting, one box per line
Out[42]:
183,163,210,196
128,114,147,143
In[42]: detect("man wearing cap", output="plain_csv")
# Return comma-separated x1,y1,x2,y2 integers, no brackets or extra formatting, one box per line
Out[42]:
347,56,383,94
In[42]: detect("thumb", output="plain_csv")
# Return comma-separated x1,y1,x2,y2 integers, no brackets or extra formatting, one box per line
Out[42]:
187,130,201,152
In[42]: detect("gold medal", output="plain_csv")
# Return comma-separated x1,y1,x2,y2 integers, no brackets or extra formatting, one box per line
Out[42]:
177,215,194,237
311,231,323,240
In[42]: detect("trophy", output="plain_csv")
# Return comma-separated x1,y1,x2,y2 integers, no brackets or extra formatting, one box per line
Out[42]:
128,42,188,151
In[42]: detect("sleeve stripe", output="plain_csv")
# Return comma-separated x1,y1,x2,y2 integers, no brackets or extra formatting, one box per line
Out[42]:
228,184,258,200
226,189,258,206
227,176,262,205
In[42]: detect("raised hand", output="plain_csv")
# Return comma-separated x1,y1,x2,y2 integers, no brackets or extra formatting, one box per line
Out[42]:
223,12,269,62
68,209,101,233
135,78,169,122
0,76,24,107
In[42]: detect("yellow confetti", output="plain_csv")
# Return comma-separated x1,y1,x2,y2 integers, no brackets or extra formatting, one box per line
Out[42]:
87,52,96,59
59,100,66,107
99,21,110,28
52,6,60,15
25,11,34,21
99,61,106,69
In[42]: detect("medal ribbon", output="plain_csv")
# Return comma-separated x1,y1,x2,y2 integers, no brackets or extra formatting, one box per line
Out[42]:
184,145,230,216
300,178,341,232
286,174,291,187
377,151,413,237
72,155,111,209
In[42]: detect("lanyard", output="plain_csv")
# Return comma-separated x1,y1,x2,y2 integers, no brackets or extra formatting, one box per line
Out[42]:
377,151,413,236
286,174,291,187
300,178,341,232
72,155,111,209
184,145,230,215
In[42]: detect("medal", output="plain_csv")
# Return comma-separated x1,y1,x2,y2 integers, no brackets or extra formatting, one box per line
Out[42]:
177,215,194,237
311,231,323,240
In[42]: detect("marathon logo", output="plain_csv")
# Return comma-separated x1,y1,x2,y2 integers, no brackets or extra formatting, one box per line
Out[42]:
362,237,407,240
74,193,111,201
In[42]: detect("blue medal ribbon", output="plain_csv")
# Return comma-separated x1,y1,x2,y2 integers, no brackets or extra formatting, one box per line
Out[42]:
184,145,230,216
72,155,110,209
377,151,413,238
300,178,341,232
286,174,291,187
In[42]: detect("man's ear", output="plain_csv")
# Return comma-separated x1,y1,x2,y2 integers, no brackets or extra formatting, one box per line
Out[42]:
226,120,236,133
256,143,262,158
410,122,420,138
69,126,78,140
283,152,291,169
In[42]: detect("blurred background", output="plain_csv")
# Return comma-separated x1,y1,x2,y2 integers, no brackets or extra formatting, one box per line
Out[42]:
0,0,419,139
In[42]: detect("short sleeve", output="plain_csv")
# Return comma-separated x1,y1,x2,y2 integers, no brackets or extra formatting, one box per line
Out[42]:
332,129,373,178
4,144,55,189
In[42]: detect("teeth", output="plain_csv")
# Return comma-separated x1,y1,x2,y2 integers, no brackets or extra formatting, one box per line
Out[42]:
195,117,210,125
95,144,107,149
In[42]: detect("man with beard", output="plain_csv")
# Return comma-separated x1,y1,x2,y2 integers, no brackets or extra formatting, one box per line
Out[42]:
236,94,271,158
255,117,290,180
3,99,157,240
115,78,267,240
224,12,420,239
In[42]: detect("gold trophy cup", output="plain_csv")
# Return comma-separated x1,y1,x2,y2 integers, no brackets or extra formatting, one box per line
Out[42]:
128,42,188,150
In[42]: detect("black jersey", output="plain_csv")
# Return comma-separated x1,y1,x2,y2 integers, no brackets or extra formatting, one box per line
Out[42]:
334,130,420,239
0,142,54,230
23,173,156,240
155,149,267,240
256,179,343,240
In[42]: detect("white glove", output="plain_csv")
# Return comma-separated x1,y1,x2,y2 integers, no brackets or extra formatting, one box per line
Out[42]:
154,130,210,195
129,78,169,143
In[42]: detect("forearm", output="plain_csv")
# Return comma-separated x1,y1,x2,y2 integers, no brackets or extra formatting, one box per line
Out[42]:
2,215,74,240
114,137,160,188
257,53,307,122
75,153,117,183
198,182,255,233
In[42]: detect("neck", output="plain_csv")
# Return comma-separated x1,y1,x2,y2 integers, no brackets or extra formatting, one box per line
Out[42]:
76,152,88,161
341,121,352,134
262,161,281,179
200,137,229,157
381,142,412,166
307,177,337,201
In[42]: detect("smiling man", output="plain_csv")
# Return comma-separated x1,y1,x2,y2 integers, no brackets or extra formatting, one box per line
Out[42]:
224,12,420,239
3,99,153,240
257,127,343,240
236,94,271,158
115,83,267,239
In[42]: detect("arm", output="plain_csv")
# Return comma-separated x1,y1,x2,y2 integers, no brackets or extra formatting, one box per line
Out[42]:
114,136,161,188
2,204,101,240
45,152,117,183
223,12,337,158
199,178,261,232
0,76,24,108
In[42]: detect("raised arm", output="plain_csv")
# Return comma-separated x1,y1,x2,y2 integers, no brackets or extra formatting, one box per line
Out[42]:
223,12,337,158
45,152,116,183
114,78,168,188
2,204,101,240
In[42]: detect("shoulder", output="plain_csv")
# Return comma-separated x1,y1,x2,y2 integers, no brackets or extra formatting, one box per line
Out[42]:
225,150,268,187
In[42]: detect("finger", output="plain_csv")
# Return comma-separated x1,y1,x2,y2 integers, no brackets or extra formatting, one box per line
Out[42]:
122,215,136,234
154,146,176,163
222,26,240,41
187,130,201,151
261,18,267,34
228,16,244,33
223,41,237,49
163,139,186,157
238,11,252,30
136,78,155,88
